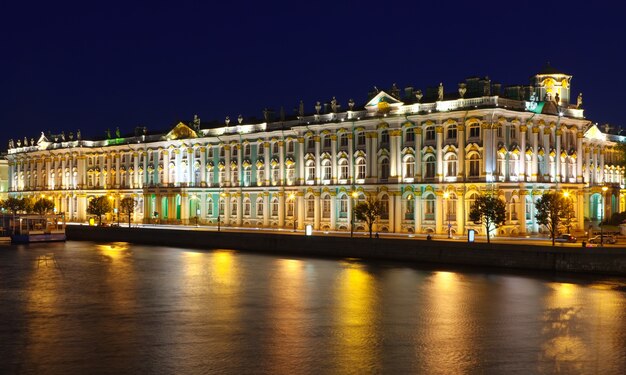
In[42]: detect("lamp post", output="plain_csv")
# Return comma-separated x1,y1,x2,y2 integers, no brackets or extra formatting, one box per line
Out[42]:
601,185,608,246
350,190,358,238
443,191,451,239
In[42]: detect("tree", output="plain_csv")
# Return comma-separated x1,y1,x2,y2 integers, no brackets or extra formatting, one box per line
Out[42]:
119,197,137,228
33,198,55,216
468,195,507,243
354,197,384,238
535,192,575,246
2,197,25,215
87,196,112,226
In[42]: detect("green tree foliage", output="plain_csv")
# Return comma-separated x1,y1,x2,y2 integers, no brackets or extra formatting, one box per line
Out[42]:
468,195,507,243
354,196,384,238
33,198,55,216
119,197,137,228
87,196,112,225
2,197,25,215
535,192,575,246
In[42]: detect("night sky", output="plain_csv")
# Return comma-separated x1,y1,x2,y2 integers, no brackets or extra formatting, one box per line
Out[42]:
2,1,625,151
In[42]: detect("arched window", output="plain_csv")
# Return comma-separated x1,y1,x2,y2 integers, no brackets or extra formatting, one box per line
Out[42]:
356,158,366,180
380,194,389,219
339,195,348,218
256,198,264,216
380,130,389,146
509,197,517,221
322,195,331,218
496,153,506,178
271,198,279,216
244,166,251,187
380,158,390,180
405,128,415,143
468,153,481,177
466,192,478,221
322,159,332,181
306,195,315,218
425,126,435,141
206,197,213,217
445,153,457,178
469,123,480,138
244,198,251,216
423,155,436,179
508,153,519,180
286,165,295,185
403,155,415,178
231,198,238,217
306,160,315,183
424,194,435,220
339,159,349,180
447,124,457,141
271,165,279,186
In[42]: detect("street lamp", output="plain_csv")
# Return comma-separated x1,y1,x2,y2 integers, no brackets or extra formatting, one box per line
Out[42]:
443,191,451,239
350,190,358,238
601,185,608,246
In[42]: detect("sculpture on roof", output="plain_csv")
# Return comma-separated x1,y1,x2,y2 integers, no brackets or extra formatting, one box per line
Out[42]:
238,114,243,124
77,129,81,140
115,127,121,138
193,114,200,130
30,138,34,146
577,93,583,108
391,83,400,98
415,90,423,103
61,131,65,141
348,98,355,111
17,139,21,147
24,137,28,146
106,129,111,139
330,97,338,113
225,116,230,126
437,83,444,101
298,100,304,117
315,101,321,114
458,83,467,98
263,108,270,122
8,139,13,149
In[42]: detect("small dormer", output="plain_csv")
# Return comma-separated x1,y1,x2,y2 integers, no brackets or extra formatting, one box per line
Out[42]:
532,63,572,107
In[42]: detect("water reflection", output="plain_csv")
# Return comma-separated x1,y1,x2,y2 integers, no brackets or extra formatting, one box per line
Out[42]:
267,259,310,374
333,261,379,374
1,242,625,374
421,271,479,374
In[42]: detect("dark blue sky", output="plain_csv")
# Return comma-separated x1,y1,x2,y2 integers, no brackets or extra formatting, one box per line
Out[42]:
2,1,625,150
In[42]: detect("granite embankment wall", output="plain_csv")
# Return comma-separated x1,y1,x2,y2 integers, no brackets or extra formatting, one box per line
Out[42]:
66,226,626,276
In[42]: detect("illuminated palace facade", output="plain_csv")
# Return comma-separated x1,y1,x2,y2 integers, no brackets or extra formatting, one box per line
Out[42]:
6,68,626,236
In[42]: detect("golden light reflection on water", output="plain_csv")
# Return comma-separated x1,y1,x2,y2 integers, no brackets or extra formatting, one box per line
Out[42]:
211,250,239,287
422,271,477,374
540,282,588,374
24,255,65,366
333,262,378,373
268,259,309,374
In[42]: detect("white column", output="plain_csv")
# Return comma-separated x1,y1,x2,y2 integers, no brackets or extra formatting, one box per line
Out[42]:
517,125,528,181
314,193,320,230
435,125,443,182
297,138,305,184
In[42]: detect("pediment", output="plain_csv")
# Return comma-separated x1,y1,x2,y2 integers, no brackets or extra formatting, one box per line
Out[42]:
166,122,198,140
365,91,404,111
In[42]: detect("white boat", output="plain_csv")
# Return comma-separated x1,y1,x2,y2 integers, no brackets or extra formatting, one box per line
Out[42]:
5,214,66,243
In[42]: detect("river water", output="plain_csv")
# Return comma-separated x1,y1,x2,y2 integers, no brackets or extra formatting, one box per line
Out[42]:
1,241,625,375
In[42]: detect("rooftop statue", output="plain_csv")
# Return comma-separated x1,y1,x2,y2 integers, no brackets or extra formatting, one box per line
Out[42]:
438,83,444,101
